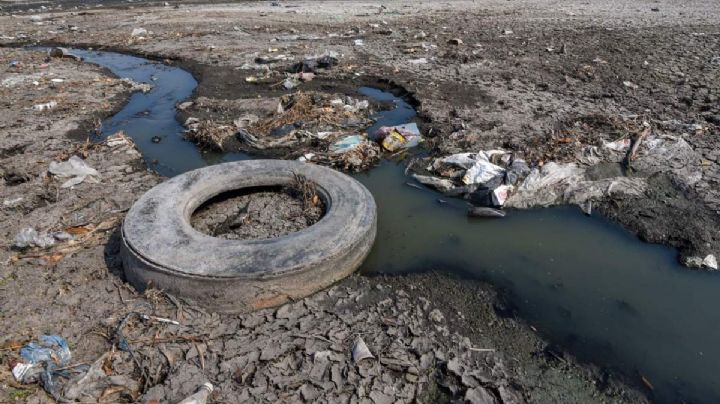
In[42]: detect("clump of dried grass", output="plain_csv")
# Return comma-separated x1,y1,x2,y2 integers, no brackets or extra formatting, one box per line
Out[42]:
249,92,358,136
285,173,324,222
185,120,235,151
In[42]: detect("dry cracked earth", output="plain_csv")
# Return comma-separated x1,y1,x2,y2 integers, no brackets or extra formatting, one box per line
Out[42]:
1,0,719,403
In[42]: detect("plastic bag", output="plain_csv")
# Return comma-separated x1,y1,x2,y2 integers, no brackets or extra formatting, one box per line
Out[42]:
14,228,56,248
20,335,71,365
48,156,100,188
329,135,365,154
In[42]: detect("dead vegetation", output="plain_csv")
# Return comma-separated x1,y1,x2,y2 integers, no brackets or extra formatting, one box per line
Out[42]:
519,114,647,164
184,119,235,151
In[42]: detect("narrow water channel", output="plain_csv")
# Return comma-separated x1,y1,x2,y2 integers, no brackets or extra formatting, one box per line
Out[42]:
68,48,720,403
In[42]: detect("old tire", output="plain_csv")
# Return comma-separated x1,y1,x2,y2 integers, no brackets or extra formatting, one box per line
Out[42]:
120,159,376,313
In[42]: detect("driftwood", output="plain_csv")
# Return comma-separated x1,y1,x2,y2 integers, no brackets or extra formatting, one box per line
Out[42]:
625,126,651,168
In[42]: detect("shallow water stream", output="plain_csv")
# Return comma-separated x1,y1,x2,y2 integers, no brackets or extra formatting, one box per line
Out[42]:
69,48,720,403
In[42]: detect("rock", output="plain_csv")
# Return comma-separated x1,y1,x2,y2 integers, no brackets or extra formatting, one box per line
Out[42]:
300,384,319,401
703,254,718,270
429,309,445,323
447,357,463,377
498,386,523,404
465,386,499,404
685,255,717,270
370,390,394,404
310,351,331,381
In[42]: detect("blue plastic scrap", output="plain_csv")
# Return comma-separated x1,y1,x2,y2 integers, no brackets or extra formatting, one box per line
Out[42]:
20,335,71,366
18,335,79,400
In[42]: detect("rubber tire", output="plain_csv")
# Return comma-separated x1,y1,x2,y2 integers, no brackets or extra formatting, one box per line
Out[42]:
120,160,377,313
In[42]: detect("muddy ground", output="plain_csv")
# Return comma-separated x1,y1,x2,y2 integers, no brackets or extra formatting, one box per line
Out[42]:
190,185,324,240
0,45,643,404
1,0,719,402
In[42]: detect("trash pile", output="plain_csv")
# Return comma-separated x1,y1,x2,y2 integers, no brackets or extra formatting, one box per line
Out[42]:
244,53,339,88
411,150,529,208
10,335,141,402
410,145,653,214
227,91,384,171
505,161,646,209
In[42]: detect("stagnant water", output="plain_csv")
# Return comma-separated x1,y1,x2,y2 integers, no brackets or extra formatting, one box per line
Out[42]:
66,49,720,403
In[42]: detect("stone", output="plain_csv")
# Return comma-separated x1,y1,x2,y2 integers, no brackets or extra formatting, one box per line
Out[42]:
703,254,718,270
300,384,319,401
465,387,499,404
429,309,445,323
369,390,394,404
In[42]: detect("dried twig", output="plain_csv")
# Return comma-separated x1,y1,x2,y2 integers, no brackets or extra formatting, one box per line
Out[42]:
625,126,651,168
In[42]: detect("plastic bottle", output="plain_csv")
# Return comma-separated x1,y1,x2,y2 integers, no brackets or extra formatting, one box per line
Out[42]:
177,382,213,404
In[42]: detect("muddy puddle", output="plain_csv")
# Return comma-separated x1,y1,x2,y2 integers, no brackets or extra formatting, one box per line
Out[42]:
65,49,720,403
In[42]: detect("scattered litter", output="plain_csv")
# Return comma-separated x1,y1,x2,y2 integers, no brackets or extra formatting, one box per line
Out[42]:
352,336,374,363
12,363,36,382
491,184,514,206
603,138,631,152
3,196,24,207
283,77,300,90
32,101,57,111
121,78,153,93
374,123,422,152
140,314,180,325
62,353,140,402
354,39,365,46
13,335,77,399
233,114,259,129
412,174,455,192
14,227,74,249
287,55,338,73
298,152,315,162
623,81,639,90
462,153,506,187
48,156,101,188
130,27,148,37
178,382,214,404
505,159,531,185
48,47,81,61
408,57,428,64
255,54,289,64
505,162,646,208
467,206,506,218
14,228,56,249
330,135,365,154
106,131,131,147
